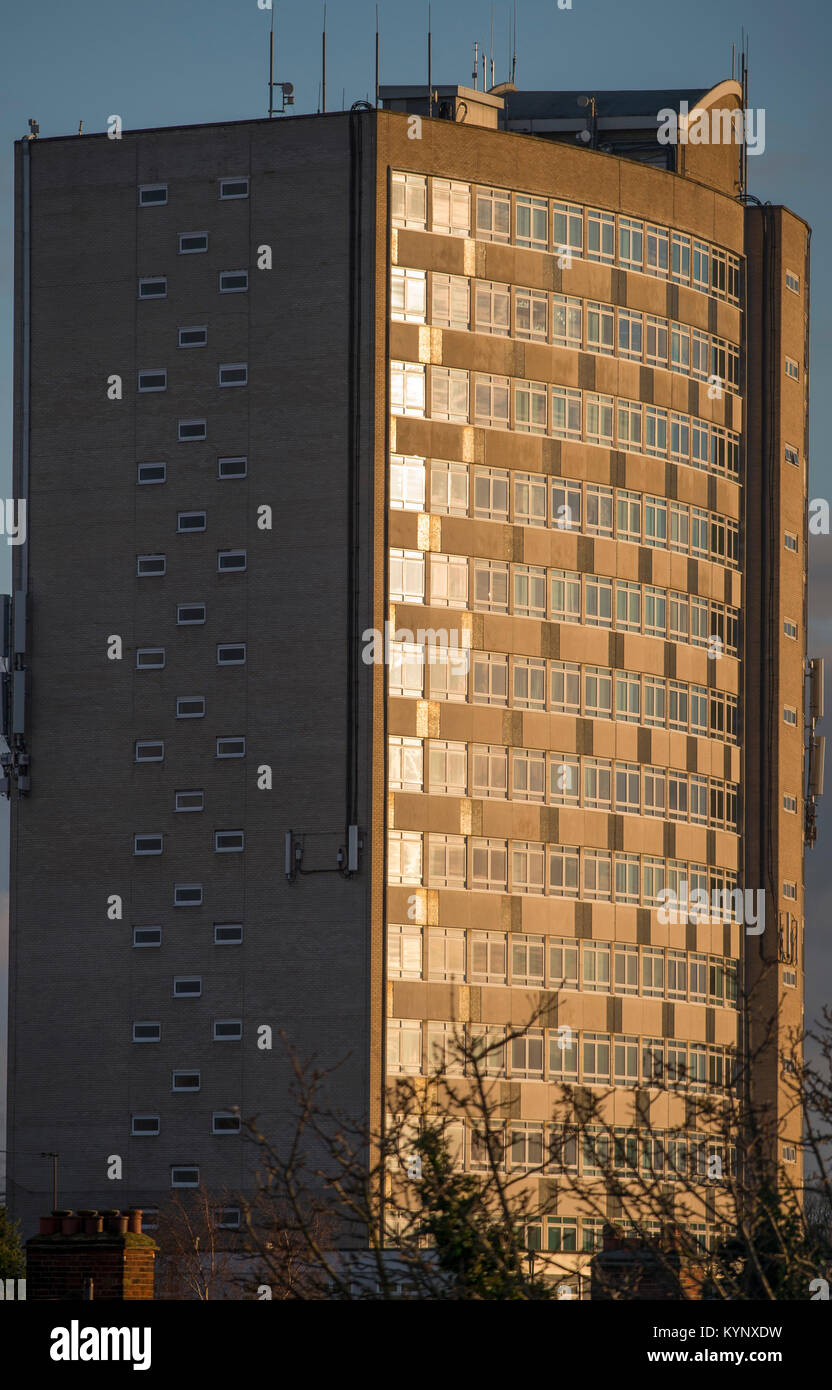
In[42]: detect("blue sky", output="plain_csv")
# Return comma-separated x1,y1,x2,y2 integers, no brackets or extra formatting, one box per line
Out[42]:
1,0,831,1174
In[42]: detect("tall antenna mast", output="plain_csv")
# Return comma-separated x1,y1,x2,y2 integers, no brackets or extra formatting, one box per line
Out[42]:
490,3,494,88
375,5,380,108
511,0,517,85
322,4,327,114
427,4,433,118
473,40,478,90
268,10,275,118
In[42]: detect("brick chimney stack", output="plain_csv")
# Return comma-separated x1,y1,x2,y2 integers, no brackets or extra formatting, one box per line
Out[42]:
26,1209,156,1300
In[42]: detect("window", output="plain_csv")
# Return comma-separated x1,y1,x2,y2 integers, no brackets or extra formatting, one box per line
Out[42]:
511,749,545,805
470,931,507,984
584,665,612,717
783,793,797,813
388,924,422,980
177,511,206,533
427,928,465,982
785,356,799,381
515,194,548,249
671,231,691,284
642,1038,664,1086
389,735,423,792
171,1167,200,1188
172,1071,201,1092
616,489,641,541
513,472,547,527
212,1113,241,1134
583,943,611,992
218,363,248,387
550,569,581,623
642,947,665,998
139,276,167,299
784,706,798,727
511,934,545,985
586,209,615,263
389,641,424,698
134,741,164,763
615,670,640,722
137,554,165,579
430,459,468,516
585,392,614,445
388,1018,422,1073
390,454,426,511
510,1121,545,1170
551,662,580,715
617,400,642,451
179,231,208,253
615,761,640,814
475,186,510,242
643,586,666,638
471,743,507,798
513,566,546,619
615,580,640,631
430,366,467,422
785,269,800,294
177,604,206,626
510,1029,544,1079
134,833,162,856
618,216,643,270
645,224,669,277
389,548,425,603
215,829,244,852
178,419,207,441
473,373,510,428
783,881,798,901
179,326,207,348
427,833,466,888
511,841,545,894
514,289,548,342
552,294,582,348
671,323,690,374
388,830,423,885
784,444,800,468
173,884,203,906
218,550,246,572
470,838,508,892
614,853,639,904
784,532,798,553
175,790,204,813
138,369,166,393
391,267,427,323
645,495,667,546
214,924,244,945
473,559,509,613
218,456,247,478
137,462,166,484
614,1036,639,1086
432,178,470,236
586,302,614,356
617,308,643,360
431,273,469,330
583,849,612,901
427,740,465,797
219,270,248,293
216,736,246,758
583,757,611,810
551,386,582,440
133,927,162,947
173,976,202,997
552,200,583,257
133,1022,161,1043
219,177,249,199
644,676,666,727
614,944,639,996
132,1116,160,1136
213,1020,243,1041
136,649,165,670
584,576,613,627
549,845,579,897
392,172,427,229
428,647,467,703
645,316,668,367
693,240,710,293
551,479,581,531
582,1033,611,1084
139,183,167,205
474,280,510,336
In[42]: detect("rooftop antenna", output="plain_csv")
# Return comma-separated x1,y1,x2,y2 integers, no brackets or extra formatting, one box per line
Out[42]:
268,10,275,118
731,41,735,81
77,120,83,135
427,4,433,118
473,40,478,90
375,6,380,108
322,4,327,113
490,3,494,87
511,0,517,85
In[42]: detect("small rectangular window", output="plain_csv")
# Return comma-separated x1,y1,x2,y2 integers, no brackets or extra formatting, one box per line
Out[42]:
783,793,797,813
136,648,165,670
177,511,206,532
784,706,798,726
219,270,248,293
133,927,162,947
219,178,249,199
172,1071,201,1091
784,444,800,468
214,1207,241,1229
218,363,248,387
213,1020,243,1041
137,554,166,576
177,604,206,625
133,1022,161,1043
218,550,247,572
215,829,244,852
138,370,167,393
218,456,247,478
214,923,243,945
784,532,798,553
132,1115,161,1135
217,643,246,665
137,462,166,484
179,326,208,348
135,740,164,762
784,619,798,639
175,790,204,812
134,833,163,855
212,1112,241,1134
178,419,207,441
176,696,205,718
173,976,202,997
179,232,208,253
171,1167,200,1188
216,736,246,758
785,356,800,380
138,276,167,299
785,270,800,294
173,883,203,906
139,184,168,205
